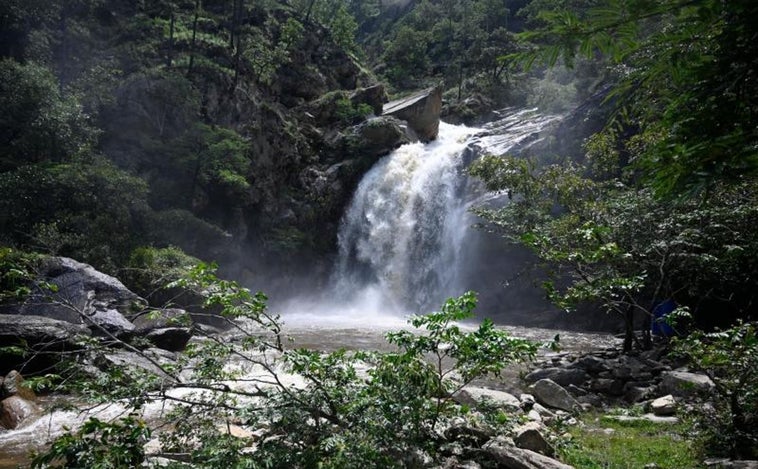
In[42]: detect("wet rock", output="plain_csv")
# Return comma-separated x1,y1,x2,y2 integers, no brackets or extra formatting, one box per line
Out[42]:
88,308,136,338
524,368,589,387
344,116,410,158
531,379,581,413
482,437,574,469
590,378,625,396
0,371,35,400
659,370,714,397
0,395,39,429
569,355,609,373
454,387,522,412
513,422,554,456
650,395,677,416
623,384,655,403
382,86,442,141
95,350,176,384
0,314,91,374
17,257,144,326
145,327,192,352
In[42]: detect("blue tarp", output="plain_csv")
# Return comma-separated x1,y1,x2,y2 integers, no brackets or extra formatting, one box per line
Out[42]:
651,299,677,337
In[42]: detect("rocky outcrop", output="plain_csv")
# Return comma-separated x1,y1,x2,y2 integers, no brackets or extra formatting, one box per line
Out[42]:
382,86,443,141
15,257,144,337
0,314,91,374
513,421,555,456
650,394,677,416
346,116,411,158
0,395,39,429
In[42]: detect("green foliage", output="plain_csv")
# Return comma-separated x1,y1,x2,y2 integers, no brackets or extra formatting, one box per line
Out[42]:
0,158,150,272
0,59,97,170
511,0,758,196
30,415,151,469
673,321,758,458
121,246,200,301
0,248,41,303
470,153,758,348
334,97,373,125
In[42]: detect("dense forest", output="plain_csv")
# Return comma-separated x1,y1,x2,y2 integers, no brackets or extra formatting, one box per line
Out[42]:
1,0,757,467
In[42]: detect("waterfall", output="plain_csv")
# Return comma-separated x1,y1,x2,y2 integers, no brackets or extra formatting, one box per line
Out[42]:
281,109,558,324
334,123,478,314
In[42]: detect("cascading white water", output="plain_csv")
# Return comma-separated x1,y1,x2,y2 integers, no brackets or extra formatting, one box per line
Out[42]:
334,122,479,314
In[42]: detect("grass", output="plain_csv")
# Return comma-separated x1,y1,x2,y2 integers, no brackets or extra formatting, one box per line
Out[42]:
558,412,702,469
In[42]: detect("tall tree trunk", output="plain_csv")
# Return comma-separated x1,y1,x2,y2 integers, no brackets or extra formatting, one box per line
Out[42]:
167,9,175,68
623,304,634,353
58,9,68,93
305,0,318,22
187,0,201,78
231,0,243,89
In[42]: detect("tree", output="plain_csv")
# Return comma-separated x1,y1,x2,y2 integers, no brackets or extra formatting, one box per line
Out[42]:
469,153,758,351
511,0,758,196
0,59,96,170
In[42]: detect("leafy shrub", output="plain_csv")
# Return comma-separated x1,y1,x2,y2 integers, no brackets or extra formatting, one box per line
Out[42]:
673,321,758,459
31,415,150,469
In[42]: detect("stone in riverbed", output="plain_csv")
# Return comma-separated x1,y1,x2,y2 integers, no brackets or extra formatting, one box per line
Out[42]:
0,371,35,401
531,379,582,413
454,386,522,412
0,314,91,374
659,370,714,397
382,86,442,142
0,395,39,429
482,437,574,469
514,421,554,456
650,395,677,416
524,367,589,387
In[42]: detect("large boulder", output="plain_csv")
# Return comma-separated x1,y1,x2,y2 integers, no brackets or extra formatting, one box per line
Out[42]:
340,116,410,159
15,257,142,336
0,395,40,429
482,438,574,469
454,386,522,412
659,370,715,397
0,314,91,374
530,379,582,413
513,422,554,456
382,86,443,142
1,371,35,400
